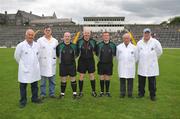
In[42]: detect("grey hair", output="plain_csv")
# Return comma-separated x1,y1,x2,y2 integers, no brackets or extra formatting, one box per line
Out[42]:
122,33,131,39
25,29,34,36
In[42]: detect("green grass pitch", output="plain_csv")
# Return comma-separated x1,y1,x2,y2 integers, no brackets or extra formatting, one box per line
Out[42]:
0,48,180,119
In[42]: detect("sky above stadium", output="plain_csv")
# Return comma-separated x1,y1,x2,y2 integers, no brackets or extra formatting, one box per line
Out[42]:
0,0,180,24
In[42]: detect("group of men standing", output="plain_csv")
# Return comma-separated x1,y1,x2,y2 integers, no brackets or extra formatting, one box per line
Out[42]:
14,26,162,108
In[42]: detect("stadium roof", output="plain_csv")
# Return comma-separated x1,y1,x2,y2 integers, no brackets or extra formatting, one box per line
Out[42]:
83,17,125,21
30,18,75,24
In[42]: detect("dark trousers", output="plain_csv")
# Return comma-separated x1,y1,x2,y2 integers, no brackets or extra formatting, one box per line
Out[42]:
138,75,156,97
20,81,38,104
120,78,133,96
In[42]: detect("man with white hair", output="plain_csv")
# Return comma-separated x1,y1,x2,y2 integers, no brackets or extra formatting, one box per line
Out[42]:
77,29,97,97
137,28,163,101
14,29,42,108
116,33,138,98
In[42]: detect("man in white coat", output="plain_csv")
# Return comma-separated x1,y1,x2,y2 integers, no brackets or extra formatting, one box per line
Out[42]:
137,28,163,101
14,29,42,108
37,25,58,99
116,33,138,98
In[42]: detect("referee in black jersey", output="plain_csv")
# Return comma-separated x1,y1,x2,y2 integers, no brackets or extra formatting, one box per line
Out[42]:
56,32,78,99
77,29,97,97
96,32,116,97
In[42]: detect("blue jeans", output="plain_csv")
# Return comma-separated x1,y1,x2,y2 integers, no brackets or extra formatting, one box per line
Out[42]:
40,75,55,96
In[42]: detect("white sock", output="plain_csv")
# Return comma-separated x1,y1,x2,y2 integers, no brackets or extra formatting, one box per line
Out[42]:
61,93,65,95
73,92,77,95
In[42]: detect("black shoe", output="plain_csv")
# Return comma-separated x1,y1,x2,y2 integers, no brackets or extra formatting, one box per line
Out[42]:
73,94,77,99
128,94,133,98
106,92,111,97
91,91,97,97
137,94,144,98
98,92,104,97
79,92,83,97
120,94,125,98
150,96,156,101
40,95,46,100
19,103,26,108
50,95,56,98
32,99,42,104
59,94,65,99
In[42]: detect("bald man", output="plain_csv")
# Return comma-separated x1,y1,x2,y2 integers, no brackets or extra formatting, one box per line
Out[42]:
14,29,42,108
116,33,138,98
76,29,97,97
56,32,78,99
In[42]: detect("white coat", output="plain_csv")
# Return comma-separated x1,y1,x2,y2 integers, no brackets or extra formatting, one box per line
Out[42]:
37,36,58,77
14,40,41,83
116,43,138,78
137,37,163,77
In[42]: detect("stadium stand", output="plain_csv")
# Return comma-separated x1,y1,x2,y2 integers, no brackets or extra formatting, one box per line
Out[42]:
0,10,180,48
91,25,180,48
0,24,180,48
0,25,82,47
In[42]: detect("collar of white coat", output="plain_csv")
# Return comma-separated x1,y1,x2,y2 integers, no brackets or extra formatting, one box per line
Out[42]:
43,36,53,43
25,40,34,48
123,42,132,48
142,37,153,44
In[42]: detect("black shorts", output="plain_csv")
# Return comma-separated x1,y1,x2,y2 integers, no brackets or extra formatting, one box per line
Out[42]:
97,62,113,75
77,58,95,74
59,63,76,77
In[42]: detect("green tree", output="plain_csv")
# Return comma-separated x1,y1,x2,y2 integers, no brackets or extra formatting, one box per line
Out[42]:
169,16,180,25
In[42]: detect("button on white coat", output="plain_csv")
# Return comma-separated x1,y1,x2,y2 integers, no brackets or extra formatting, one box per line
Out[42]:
116,43,138,78
14,40,41,83
137,38,163,77
37,36,58,77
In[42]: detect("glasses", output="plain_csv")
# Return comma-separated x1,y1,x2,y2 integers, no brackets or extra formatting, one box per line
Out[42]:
45,30,51,32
